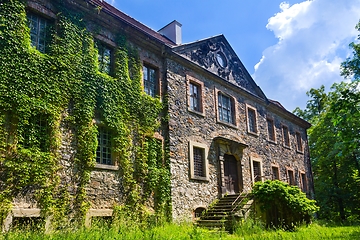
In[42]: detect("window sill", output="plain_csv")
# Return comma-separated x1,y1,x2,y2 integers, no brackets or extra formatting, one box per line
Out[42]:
94,163,118,171
268,139,277,144
190,176,209,182
283,144,291,149
247,131,259,137
217,120,237,129
296,150,304,154
188,108,205,117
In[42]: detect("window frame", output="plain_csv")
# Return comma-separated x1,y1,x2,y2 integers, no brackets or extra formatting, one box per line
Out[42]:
216,90,236,127
271,165,280,180
295,131,303,153
246,105,258,135
250,157,263,184
189,141,209,181
142,64,159,97
95,126,117,170
96,41,114,75
27,11,51,53
186,75,205,116
282,124,290,148
300,171,307,192
266,117,276,143
286,168,295,186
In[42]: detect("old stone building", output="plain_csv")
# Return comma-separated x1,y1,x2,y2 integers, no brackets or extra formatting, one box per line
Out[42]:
1,0,313,230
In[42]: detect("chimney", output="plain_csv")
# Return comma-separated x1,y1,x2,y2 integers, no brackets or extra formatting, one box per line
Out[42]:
158,20,182,45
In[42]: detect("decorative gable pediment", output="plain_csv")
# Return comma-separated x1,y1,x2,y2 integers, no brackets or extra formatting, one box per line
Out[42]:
173,36,265,99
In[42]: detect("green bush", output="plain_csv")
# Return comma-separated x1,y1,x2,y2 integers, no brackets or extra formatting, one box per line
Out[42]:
252,180,319,229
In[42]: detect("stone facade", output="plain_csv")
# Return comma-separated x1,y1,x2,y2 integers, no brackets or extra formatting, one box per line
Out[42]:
3,0,313,229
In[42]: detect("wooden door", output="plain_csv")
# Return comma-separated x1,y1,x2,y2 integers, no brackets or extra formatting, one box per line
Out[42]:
223,154,239,194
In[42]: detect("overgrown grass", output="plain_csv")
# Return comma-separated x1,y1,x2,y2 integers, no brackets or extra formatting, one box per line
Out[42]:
1,220,359,239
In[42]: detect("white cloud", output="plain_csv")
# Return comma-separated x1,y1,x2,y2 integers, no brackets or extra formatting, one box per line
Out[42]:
253,0,360,111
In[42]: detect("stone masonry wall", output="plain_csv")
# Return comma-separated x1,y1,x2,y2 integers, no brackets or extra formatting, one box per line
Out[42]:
166,58,311,220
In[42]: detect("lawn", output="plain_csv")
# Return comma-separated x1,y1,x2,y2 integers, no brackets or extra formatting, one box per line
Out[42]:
1,220,359,240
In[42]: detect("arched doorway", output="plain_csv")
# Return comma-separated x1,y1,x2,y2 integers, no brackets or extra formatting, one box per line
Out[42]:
224,154,239,194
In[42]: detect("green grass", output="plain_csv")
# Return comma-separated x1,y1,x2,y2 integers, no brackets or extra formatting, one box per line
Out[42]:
1,220,359,240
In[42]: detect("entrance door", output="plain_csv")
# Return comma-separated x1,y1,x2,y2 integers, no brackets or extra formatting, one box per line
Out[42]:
223,154,239,194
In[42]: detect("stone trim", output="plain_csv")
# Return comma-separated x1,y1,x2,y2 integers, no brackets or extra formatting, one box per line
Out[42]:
27,1,57,19
214,88,238,128
266,116,277,144
245,104,259,136
85,209,113,227
250,156,263,184
295,131,304,154
281,124,291,149
286,167,296,186
271,163,280,180
299,170,307,192
186,75,205,117
141,59,162,98
189,140,209,181
94,163,119,171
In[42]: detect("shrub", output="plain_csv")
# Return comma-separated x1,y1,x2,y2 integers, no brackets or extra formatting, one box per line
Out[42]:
252,180,319,229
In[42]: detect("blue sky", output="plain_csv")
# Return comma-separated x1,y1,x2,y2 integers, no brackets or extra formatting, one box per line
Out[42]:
109,0,360,111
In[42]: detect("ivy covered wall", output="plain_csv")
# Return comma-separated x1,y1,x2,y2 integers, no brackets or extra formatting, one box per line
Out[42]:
0,0,171,228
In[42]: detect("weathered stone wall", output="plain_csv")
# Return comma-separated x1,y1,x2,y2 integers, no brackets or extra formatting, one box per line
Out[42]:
166,58,311,220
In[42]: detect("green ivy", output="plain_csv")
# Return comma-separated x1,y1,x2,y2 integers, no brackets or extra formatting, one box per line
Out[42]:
0,0,171,229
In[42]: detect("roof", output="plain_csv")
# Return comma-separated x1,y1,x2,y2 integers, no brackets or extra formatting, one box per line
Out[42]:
86,0,176,46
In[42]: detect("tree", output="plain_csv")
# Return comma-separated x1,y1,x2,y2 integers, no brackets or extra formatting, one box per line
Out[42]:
294,20,360,221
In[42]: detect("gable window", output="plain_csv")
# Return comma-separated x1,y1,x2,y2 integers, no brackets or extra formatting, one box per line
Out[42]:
189,141,208,181
143,65,158,97
282,125,290,147
27,12,49,53
287,169,295,185
296,132,303,152
267,118,276,142
96,127,112,165
246,106,258,134
96,42,112,75
218,92,234,124
272,166,280,180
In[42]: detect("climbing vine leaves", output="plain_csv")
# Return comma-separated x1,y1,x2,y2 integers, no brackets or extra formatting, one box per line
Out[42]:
0,0,170,228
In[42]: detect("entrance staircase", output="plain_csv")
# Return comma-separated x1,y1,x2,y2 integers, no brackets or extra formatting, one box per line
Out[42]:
196,193,253,232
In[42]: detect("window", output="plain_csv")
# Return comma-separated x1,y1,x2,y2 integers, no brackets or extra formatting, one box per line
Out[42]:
97,42,112,75
189,141,208,181
282,125,290,147
300,172,307,192
251,157,263,183
272,166,280,180
96,127,112,165
27,12,49,53
287,169,295,185
189,82,201,112
143,65,158,97
194,207,206,219
218,92,234,124
296,132,303,152
267,118,276,142
20,115,50,152
247,106,258,134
